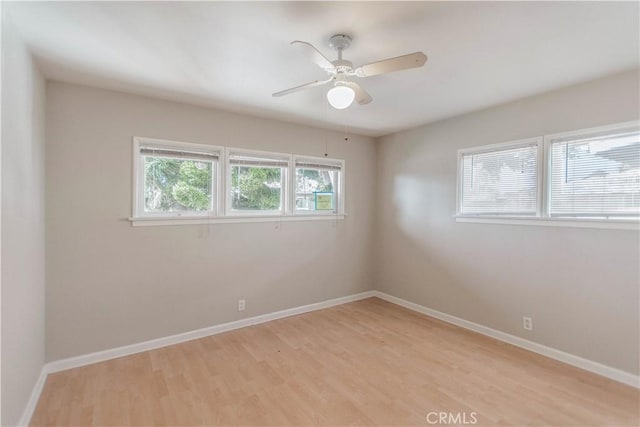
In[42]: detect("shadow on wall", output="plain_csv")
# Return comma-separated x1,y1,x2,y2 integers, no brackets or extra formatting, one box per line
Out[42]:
386,164,639,356
385,139,559,336
388,172,508,327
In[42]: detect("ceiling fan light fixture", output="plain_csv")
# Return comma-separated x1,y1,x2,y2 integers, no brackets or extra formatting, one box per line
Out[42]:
273,34,427,110
327,85,355,109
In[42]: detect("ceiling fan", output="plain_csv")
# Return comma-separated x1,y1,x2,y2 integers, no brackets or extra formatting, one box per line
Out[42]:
272,34,427,110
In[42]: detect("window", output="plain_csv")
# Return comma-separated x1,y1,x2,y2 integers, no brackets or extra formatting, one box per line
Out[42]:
134,138,221,218
547,123,640,219
132,138,347,225
456,121,640,227
227,150,289,215
294,157,344,214
458,138,541,216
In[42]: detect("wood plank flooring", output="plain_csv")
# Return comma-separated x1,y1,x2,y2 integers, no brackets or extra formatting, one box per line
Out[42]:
31,297,639,426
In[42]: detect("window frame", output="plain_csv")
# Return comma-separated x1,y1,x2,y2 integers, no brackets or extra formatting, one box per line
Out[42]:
456,137,544,218
543,121,640,220
132,137,223,219
293,155,346,215
131,138,348,225
455,121,640,230
225,147,292,217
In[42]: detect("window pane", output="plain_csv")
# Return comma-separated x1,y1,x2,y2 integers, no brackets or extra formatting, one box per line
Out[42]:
230,166,283,211
295,168,336,211
461,145,538,215
550,131,640,217
144,156,213,213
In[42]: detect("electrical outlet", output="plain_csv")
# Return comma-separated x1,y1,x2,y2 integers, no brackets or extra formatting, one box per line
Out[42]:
523,316,533,331
238,299,246,312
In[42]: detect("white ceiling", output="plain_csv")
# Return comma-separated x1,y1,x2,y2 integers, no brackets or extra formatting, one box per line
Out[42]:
6,1,639,137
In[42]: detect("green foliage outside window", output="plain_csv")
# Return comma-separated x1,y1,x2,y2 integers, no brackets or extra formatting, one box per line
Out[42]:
231,166,282,210
144,157,212,212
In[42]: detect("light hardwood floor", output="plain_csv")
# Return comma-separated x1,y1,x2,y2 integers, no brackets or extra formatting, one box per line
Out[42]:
31,298,639,426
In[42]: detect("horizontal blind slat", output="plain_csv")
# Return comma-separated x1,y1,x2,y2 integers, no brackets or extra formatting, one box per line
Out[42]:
141,148,219,162
230,159,289,168
295,162,342,171
229,154,289,168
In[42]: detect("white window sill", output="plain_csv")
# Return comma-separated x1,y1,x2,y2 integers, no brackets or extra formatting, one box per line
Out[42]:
455,215,639,230
129,214,346,227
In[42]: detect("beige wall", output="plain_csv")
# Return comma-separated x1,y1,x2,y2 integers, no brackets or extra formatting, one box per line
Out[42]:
45,82,377,361
375,69,640,374
17,55,639,417
1,12,47,426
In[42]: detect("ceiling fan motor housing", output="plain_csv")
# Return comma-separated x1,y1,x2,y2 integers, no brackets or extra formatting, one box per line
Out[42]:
332,59,354,74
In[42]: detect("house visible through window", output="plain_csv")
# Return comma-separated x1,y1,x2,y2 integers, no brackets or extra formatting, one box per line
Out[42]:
548,125,640,218
295,157,343,213
456,121,640,223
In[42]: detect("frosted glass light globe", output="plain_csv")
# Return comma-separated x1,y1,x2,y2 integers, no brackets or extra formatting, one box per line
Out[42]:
327,85,355,109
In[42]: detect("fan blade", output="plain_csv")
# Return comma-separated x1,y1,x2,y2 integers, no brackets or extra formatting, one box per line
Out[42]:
291,40,335,71
272,78,333,97
346,81,373,105
355,52,427,77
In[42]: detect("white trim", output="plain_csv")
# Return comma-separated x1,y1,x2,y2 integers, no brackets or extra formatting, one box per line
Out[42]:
455,215,639,230
131,138,348,222
457,137,542,156
542,133,553,216
225,147,291,217
288,153,295,214
17,367,48,427
129,213,346,227
372,291,640,388
456,121,640,222
543,120,640,143
536,138,545,217
293,154,346,215
19,289,638,425
543,121,640,219
294,155,344,169
227,146,292,162
132,137,223,219
45,291,374,374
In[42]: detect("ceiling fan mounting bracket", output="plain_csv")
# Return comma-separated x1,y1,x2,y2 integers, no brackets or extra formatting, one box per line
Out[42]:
328,34,352,52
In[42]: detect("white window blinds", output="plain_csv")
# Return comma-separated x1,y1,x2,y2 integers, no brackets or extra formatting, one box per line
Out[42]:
229,154,288,168
295,159,342,171
549,128,640,218
140,146,219,162
460,144,538,215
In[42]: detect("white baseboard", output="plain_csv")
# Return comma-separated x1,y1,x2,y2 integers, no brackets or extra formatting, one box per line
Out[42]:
372,290,640,389
18,288,638,426
46,290,375,373
17,366,48,426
